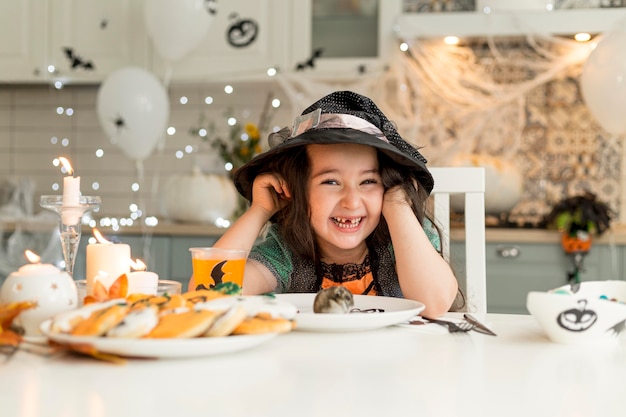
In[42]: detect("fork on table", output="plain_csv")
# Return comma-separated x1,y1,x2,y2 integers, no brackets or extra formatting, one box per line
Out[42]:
420,317,474,333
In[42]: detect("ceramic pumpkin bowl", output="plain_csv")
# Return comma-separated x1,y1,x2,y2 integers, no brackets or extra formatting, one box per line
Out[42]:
527,281,626,345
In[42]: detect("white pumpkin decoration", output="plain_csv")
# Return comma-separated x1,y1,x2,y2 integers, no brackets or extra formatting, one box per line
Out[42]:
448,153,524,215
162,168,239,223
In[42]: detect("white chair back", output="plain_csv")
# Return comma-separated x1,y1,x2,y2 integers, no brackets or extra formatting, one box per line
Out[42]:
429,167,487,313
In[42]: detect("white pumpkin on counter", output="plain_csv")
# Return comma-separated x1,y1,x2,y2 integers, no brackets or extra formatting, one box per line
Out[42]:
448,153,523,215
161,167,239,223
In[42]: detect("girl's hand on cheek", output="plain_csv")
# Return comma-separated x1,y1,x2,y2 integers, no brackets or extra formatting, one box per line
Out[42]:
382,184,413,216
251,172,291,217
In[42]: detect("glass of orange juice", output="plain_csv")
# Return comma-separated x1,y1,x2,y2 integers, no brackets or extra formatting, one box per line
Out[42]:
189,248,248,293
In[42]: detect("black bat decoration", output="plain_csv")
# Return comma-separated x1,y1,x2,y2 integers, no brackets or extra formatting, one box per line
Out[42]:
210,260,228,288
227,14,258,48
204,0,218,15
62,47,95,70
295,48,323,71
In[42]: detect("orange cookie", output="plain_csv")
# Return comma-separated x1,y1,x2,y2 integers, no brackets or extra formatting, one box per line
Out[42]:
71,303,130,337
183,289,227,304
204,305,247,337
231,315,295,335
50,299,126,334
145,310,218,338
158,294,190,312
106,305,159,338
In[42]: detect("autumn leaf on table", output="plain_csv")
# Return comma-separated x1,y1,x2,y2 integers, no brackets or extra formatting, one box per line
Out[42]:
84,274,129,304
0,301,38,355
0,301,37,330
48,340,127,364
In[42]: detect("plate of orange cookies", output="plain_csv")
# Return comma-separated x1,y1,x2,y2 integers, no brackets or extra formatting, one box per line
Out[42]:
40,290,298,359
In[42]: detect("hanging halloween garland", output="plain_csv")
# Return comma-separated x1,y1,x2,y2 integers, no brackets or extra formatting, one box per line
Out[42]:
205,0,218,15
62,47,95,70
226,13,258,48
295,48,324,71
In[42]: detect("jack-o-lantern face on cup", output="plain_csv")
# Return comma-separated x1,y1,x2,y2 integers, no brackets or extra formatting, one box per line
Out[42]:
557,299,598,332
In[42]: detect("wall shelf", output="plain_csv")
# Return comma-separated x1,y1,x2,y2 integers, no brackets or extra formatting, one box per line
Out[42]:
395,8,626,38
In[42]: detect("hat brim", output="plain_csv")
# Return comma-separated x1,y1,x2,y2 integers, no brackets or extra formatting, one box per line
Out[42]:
233,128,434,201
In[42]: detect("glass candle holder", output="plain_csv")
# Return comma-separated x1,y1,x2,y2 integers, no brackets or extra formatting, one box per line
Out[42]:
40,195,101,277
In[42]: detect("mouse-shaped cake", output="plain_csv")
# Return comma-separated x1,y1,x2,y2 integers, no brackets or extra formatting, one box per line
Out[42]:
313,286,354,314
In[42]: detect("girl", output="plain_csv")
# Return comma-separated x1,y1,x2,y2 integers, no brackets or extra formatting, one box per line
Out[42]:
206,91,458,317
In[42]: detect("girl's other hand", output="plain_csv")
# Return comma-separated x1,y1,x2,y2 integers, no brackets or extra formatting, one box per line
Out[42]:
383,183,412,209
251,172,291,217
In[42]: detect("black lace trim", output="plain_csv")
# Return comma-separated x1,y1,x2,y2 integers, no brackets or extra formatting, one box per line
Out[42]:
320,255,371,283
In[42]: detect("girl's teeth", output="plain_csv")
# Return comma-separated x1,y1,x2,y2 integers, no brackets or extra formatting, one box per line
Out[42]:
333,217,361,228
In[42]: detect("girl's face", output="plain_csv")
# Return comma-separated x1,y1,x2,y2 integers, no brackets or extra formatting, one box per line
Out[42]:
307,143,384,262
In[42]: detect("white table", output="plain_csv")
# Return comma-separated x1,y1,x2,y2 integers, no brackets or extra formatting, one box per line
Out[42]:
1,313,625,417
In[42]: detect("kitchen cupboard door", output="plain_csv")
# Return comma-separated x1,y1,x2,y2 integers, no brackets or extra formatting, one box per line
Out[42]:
288,0,402,79
478,242,615,314
46,0,150,84
152,0,291,83
0,0,45,82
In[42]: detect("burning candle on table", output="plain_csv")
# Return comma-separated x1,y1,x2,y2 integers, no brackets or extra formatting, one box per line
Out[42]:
127,258,159,295
58,156,81,225
86,228,131,296
0,250,78,336
16,250,60,275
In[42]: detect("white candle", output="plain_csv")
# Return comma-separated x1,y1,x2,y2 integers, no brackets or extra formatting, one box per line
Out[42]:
16,263,61,276
86,243,131,295
62,176,80,207
127,271,159,295
59,156,81,225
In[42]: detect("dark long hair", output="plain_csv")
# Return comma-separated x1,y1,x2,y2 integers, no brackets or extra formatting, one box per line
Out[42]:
256,146,436,262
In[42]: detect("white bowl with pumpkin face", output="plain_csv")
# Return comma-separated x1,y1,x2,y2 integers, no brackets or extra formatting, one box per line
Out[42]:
526,280,626,345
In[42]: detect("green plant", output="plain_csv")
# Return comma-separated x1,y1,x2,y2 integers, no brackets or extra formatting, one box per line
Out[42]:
544,191,614,237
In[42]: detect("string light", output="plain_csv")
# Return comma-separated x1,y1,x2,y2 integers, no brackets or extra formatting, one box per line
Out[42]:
574,33,591,42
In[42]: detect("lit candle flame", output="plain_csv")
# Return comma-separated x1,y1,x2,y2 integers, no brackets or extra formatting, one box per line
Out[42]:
59,156,74,176
24,250,41,264
93,228,112,244
130,258,147,271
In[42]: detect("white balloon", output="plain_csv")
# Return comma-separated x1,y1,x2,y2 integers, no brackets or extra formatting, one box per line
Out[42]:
581,29,626,136
96,67,169,161
144,0,214,62
449,153,523,215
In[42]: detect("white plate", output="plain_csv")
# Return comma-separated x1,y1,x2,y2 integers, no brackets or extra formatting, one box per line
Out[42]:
40,320,278,359
274,293,425,332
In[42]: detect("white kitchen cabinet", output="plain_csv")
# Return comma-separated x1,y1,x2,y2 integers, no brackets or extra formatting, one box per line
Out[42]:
46,0,150,83
0,0,150,83
288,0,403,79
0,1,44,82
152,0,291,83
396,5,626,38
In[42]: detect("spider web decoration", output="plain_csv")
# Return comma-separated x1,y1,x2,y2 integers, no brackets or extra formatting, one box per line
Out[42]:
278,32,623,225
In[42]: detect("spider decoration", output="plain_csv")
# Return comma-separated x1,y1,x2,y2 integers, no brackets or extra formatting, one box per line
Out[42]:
295,48,324,71
204,0,218,15
226,14,259,48
62,47,95,70
112,114,127,133
100,19,108,29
